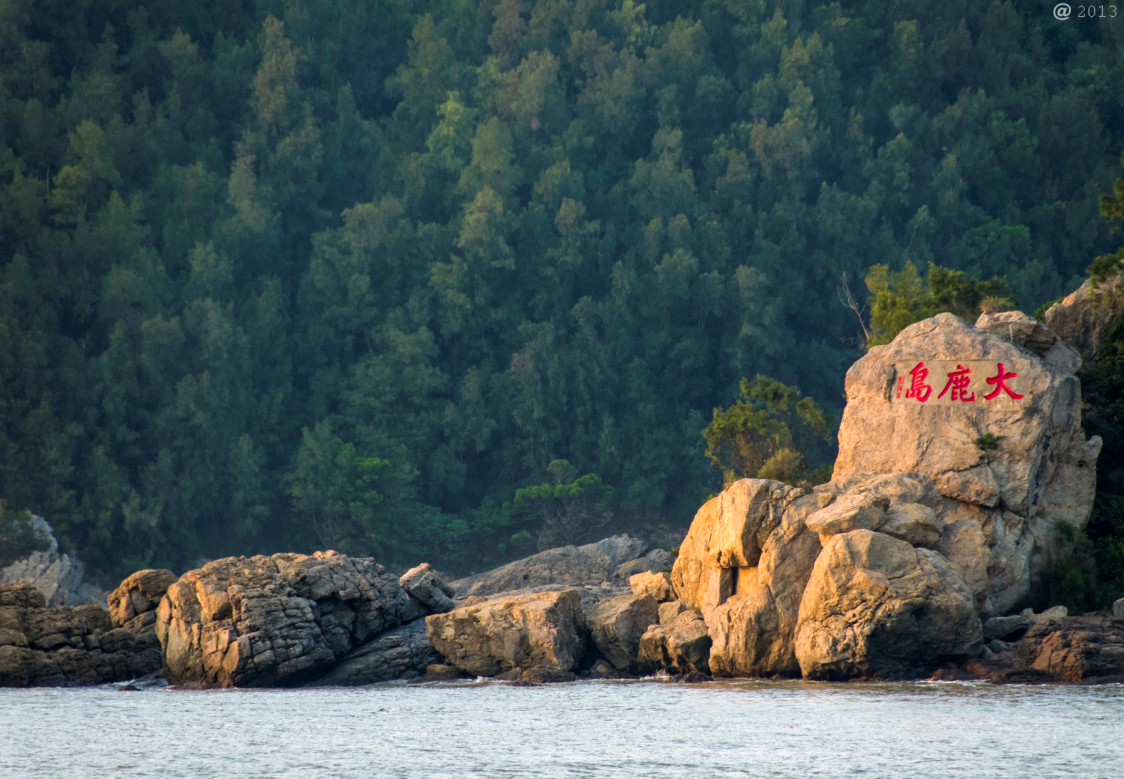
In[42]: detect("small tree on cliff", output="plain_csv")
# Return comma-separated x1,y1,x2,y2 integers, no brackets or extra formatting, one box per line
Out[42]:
505,460,615,550
703,377,833,488
1089,151,1124,287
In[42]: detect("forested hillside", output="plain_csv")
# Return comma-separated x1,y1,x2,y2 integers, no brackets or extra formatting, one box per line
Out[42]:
1,0,1122,578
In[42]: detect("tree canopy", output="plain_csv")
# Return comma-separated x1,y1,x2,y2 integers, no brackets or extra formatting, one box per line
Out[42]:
1,0,1122,578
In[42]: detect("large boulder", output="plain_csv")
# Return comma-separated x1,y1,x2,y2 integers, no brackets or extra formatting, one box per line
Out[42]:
450,535,650,598
0,583,160,686
155,552,421,687
425,589,587,677
833,312,1102,614
1044,275,1124,371
399,564,455,614
585,594,658,671
312,619,442,686
969,614,1124,683
793,530,983,680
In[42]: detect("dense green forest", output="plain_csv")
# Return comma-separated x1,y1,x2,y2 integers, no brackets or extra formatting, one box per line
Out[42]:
1,0,1122,579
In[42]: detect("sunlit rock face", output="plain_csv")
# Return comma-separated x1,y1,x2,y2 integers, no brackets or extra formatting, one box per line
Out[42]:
670,311,1101,679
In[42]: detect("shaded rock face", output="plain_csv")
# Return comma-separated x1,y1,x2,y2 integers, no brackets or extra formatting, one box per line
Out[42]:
155,553,420,688
585,594,658,671
425,590,587,677
1044,276,1124,372
968,615,1124,683
399,564,455,614
834,312,1102,614
638,611,712,675
0,516,107,608
450,535,650,598
313,619,442,686
108,569,177,647
794,531,983,680
0,583,160,687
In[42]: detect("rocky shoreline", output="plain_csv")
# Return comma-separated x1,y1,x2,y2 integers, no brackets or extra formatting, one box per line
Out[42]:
3,304,1124,688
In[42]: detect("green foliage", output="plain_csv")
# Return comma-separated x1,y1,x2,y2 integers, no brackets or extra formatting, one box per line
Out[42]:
0,0,1120,577
505,460,615,550
704,377,832,488
975,433,1004,452
1089,152,1124,287
866,262,1015,346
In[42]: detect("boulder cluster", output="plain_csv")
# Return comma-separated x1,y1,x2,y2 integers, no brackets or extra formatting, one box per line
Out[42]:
2,307,1123,687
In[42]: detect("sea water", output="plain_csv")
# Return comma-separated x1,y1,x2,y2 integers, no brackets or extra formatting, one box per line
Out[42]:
2,679,1122,778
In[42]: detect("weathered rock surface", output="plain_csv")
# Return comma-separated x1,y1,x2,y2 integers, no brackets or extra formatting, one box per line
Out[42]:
0,583,160,686
968,614,1124,683
450,535,651,598
426,589,587,677
794,530,983,680
1044,275,1124,371
155,552,420,687
638,610,711,675
1114,598,1124,620
658,600,688,624
585,594,658,671
833,312,1102,614
108,569,177,648
313,619,442,686
399,564,455,614
629,571,674,602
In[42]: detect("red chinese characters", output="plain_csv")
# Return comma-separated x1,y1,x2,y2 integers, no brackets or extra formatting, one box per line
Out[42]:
938,364,975,402
984,362,1024,400
904,362,933,402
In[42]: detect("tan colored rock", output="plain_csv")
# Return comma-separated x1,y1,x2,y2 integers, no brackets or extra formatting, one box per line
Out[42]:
877,503,941,548
658,600,688,624
585,594,658,671
155,553,420,687
637,611,711,675
705,492,824,677
108,569,177,644
425,590,587,677
670,479,802,613
794,530,982,680
399,563,456,614
1043,275,1123,371
629,571,674,602
805,492,888,537
834,312,1102,614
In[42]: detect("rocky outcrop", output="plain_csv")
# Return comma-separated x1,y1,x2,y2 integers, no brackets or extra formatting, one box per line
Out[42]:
399,564,456,614
1044,276,1124,371
313,619,443,686
638,610,711,675
0,583,160,686
585,594,658,671
108,569,177,648
629,571,674,602
155,552,421,687
425,589,587,677
0,517,106,608
793,530,983,680
450,535,655,597
833,312,1101,615
968,614,1124,683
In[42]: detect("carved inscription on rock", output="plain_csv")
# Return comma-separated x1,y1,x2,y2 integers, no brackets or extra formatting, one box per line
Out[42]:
892,361,1025,405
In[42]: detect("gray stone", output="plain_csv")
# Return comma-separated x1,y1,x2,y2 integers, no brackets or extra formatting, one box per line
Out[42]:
313,619,442,685
638,611,711,675
399,563,456,614
983,615,1030,641
585,594,658,671
1113,598,1124,621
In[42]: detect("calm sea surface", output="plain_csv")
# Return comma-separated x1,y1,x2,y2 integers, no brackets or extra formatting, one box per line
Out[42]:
1,679,1122,778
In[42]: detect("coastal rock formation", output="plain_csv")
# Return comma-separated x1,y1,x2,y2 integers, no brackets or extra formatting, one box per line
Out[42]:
1044,275,1124,371
399,564,456,614
968,613,1124,683
425,589,587,677
793,530,983,680
666,311,1101,680
450,535,654,598
638,610,712,675
313,619,443,686
833,312,1101,615
629,571,674,602
0,583,160,686
155,552,421,687
585,594,658,671
0,517,106,607
108,569,177,647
